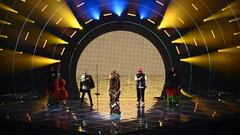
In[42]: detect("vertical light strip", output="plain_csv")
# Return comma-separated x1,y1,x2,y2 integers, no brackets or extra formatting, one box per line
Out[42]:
76,2,85,8
41,4,48,12
163,30,171,37
43,40,47,48
178,17,184,24
211,30,216,39
85,19,93,24
147,19,156,24
25,32,29,40
56,17,62,25
156,0,164,6
175,46,181,55
191,3,198,11
70,31,77,38
193,38,198,46
127,13,136,17
61,47,65,56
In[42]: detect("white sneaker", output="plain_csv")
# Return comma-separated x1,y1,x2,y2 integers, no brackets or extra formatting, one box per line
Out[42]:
142,102,145,106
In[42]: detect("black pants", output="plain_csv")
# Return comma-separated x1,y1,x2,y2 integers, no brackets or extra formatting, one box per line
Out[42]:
137,87,145,102
81,89,93,105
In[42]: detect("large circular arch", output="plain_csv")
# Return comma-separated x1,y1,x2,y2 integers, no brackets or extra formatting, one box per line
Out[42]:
61,20,180,99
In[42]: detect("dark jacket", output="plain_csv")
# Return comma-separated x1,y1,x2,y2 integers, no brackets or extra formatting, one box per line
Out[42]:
109,72,120,90
80,74,95,91
166,72,180,88
136,72,146,88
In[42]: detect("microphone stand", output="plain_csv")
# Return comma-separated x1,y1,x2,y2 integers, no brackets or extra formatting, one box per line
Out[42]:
95,64,100,96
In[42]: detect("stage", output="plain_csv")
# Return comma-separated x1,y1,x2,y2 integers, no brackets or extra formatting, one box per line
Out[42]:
0,92,240,135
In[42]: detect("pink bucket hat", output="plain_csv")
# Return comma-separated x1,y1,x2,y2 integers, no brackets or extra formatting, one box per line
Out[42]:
137,67,143,72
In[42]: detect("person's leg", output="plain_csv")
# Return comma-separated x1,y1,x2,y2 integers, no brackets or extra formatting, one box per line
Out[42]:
81,91,86,103
137,87,141,102
87,90,93,106
117,91,120,101
141,88,145,103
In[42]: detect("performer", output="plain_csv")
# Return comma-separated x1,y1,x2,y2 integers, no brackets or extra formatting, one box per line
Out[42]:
80,72,95,106
52,73,68,103
109,70,121,103
166,66,181,106
135,67,147,106
110,97,121,117
109,70,121,134
46,65,57,106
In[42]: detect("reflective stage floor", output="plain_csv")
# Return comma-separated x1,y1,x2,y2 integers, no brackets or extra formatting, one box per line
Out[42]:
0,92,240,135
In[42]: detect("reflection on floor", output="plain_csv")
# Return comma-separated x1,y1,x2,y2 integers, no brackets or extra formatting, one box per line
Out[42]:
0,93,240,135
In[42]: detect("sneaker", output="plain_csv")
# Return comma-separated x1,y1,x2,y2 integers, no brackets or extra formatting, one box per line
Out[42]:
142,102,145,106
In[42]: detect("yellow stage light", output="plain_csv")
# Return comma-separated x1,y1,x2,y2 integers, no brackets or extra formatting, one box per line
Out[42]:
234,32,240,36
158,0,229,29
229,17,240,23
0,49,60,74
180,48,240,77
0,2,18,13
27,0,83,29
159,0,212,29
43,32,68,45
8,13,35,24
204,1,240,22
0,19,11,25
31,56,60,69
172,20,239,48
218,46,240,53
0,34,8,38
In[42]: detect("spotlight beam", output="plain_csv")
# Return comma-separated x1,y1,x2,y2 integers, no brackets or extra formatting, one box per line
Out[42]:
0,2,18,13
